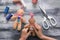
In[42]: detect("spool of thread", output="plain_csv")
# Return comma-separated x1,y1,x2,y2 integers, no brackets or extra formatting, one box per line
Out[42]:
6,13,13,21
4,6,9,14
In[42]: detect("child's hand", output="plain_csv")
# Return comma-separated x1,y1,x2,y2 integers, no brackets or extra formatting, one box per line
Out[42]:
19,28,31,40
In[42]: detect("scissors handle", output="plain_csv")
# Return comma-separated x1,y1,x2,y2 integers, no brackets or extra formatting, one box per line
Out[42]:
49,17,57,26
43,20,50,30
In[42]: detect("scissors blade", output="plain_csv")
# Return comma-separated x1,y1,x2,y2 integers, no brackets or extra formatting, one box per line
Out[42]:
38,5,48,18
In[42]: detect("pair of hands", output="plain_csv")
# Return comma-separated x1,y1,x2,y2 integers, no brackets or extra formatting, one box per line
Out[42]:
19,23,56,40
19,24,42,40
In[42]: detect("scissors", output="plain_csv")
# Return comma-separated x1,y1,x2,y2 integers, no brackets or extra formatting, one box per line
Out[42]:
38,5,57,29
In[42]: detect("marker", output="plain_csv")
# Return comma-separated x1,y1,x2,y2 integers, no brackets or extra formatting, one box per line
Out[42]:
17,16,21,23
